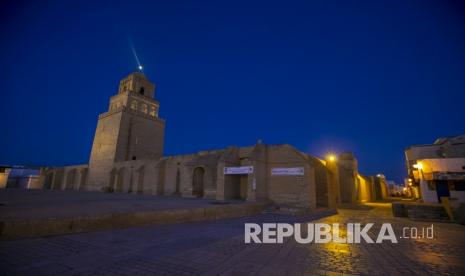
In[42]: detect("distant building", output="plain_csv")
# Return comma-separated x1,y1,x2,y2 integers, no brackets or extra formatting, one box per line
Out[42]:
37,72,382,212
0,167,11,189
0,166,41,189
386,180,403,197
373,174,388,200
403,178,417,198
405,134,465,203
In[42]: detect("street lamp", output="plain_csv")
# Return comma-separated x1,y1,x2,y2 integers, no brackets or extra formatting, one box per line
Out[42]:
327,154,336,162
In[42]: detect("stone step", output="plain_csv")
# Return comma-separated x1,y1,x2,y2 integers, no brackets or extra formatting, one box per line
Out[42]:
407,208,450,222
392,202,451,222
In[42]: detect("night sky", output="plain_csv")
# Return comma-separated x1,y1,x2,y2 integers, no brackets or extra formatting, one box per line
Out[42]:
1,1,464,182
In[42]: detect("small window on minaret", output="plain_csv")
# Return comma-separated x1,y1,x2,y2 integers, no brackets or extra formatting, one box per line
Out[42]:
139,87,145,95
131,101,138,110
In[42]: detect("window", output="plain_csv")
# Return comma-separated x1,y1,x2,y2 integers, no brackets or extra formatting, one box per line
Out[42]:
454,181,465,191
139,87,145,95
142,104,148,114
132,156,137,160
131,100,138,110
150,106,156,117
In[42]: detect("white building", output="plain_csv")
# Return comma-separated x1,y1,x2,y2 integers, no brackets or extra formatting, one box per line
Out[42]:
0,166,41,189
405,134,465,203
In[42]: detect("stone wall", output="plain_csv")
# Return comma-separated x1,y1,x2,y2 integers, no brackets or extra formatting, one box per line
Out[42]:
313,160,331,208
42,165,89,191
38,143,364,212
265,145,316,211
337,153,358,204
356,174,373,203
373,176,388,200
87,111,124,191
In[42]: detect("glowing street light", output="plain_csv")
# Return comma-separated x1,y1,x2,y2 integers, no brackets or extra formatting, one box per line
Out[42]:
327,154,336,162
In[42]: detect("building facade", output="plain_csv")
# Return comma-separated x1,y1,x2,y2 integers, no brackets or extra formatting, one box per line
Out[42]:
0,166,41,189
38,72,379,211
405,134,465,203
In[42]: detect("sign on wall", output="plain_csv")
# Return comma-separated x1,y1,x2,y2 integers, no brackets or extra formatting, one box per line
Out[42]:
271,167,304,176
224,166,254,175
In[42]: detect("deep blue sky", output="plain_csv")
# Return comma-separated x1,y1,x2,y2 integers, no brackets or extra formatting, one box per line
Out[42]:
1,1,464,182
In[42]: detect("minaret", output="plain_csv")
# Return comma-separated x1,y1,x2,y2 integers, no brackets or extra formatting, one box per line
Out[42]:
86,72,165,190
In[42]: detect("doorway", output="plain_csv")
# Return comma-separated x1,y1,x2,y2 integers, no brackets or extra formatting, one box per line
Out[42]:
116,168,126,193
65,169,76,190
193,167,205,198
225,175,248,200
435,180,450,202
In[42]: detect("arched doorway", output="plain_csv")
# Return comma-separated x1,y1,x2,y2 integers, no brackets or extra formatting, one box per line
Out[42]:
175,167,180,195
156,164,165,195
44,172,54,189
79,168,88,191
193,167,205,198
116,168,126,193
52,170,64,190
65,169,76,190
109,168,117,191
137,166,145,194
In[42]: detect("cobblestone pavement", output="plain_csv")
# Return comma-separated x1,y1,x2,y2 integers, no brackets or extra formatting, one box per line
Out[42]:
1,202,464,275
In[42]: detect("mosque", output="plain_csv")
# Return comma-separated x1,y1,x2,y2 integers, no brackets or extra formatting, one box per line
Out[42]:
39,72,384,212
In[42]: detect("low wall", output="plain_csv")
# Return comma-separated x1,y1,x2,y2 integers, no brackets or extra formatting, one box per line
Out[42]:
392,202,450,222
0,202,267,240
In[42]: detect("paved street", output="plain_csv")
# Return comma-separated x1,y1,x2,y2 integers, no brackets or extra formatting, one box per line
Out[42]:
1,202,464,275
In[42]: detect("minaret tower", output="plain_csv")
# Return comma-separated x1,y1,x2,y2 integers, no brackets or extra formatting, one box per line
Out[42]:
87,72,165,190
